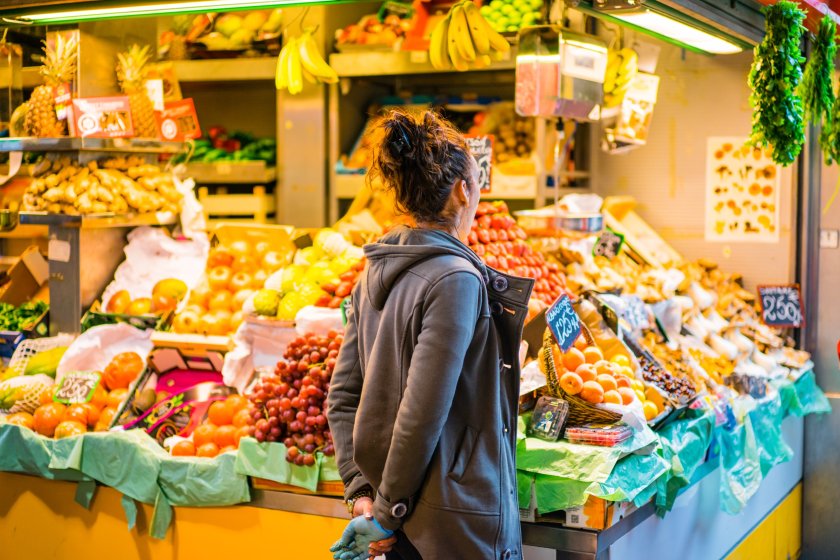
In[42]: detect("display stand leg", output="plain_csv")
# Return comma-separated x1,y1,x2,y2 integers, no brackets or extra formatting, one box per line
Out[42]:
47,223,81,336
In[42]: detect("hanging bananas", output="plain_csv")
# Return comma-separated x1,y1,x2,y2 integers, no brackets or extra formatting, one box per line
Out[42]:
603,48,639,108
429,0,511,72
275,28,339,94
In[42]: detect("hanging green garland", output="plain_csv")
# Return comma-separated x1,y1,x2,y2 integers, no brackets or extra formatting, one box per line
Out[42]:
822,87,840,163
748,1,806,166
801,16,837,127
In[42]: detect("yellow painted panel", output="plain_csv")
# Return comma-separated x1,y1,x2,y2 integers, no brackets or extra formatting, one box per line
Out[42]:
725,483,802,560
0,472,345,560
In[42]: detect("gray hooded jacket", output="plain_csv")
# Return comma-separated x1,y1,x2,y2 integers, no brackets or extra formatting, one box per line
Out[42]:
327,226,533,559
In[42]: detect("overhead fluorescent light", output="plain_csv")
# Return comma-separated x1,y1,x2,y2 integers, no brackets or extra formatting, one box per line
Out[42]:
583,0,746,55
9,0,341,25
608,9,742,54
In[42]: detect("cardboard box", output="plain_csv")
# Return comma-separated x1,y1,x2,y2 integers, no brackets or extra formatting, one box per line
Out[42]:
0,246,49,306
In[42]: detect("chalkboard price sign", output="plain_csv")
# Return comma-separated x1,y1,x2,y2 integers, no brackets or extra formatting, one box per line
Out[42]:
757,284,804,328
54,372,102,405
465,135,493,193
546,294,582,352
593,228,625,259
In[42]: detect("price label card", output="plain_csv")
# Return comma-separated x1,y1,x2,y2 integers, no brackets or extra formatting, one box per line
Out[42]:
54,372,102,405
464,135,493,193
757,284,804,328
156,98,201,141
593,228,625,259
546,294,581,352
621,295,650,331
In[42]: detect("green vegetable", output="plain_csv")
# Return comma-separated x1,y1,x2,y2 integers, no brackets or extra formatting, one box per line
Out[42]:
0,300,48,332
748,1,806,166
801,16,836,127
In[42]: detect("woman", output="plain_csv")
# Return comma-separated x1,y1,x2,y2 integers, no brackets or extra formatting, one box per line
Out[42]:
327,109,533,560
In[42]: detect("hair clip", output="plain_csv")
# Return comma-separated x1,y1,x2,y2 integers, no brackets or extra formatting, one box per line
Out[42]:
391,123,412,156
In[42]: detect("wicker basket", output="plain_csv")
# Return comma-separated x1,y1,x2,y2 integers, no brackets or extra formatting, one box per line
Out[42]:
541,329,623,427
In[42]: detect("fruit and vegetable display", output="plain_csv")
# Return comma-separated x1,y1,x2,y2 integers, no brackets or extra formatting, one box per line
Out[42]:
467,201,569,306
169,394,251,458
172,130,277,165
23,33,79,138
335,13,414,49
20,156,183,215
252,229,365,320
245,330,341,464
479,0,544,33
275,28,339,95
160,9,284,58
106,278,188,316
173,237,291,335
0,301,48,332
428,0,511,72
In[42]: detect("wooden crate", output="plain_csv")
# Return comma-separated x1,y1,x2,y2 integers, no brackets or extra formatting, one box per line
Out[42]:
251,477,344,497
197,185,276,224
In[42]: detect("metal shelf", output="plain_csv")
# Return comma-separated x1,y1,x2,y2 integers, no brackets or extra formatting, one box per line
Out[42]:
0,137,185,154
19,211,177,230
181,162,277,184
329,48,516,78
170,58,277,83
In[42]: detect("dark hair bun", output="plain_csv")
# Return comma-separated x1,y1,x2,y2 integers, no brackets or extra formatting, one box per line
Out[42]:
370,109,474,225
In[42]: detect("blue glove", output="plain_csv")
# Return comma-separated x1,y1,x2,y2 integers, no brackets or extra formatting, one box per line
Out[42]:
330,515,394,560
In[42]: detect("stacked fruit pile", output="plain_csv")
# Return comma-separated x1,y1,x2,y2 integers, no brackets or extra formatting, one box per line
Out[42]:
429,0,511,71
21,157,182,215
245,331,341,465
467,201,568,304
170,395,251,457
336,14,413,48
252,229,364,321
8,352,145,437
173,238,291,335
106,278,188,317
276,28,339,95
551,338,666,421
480,0,544,33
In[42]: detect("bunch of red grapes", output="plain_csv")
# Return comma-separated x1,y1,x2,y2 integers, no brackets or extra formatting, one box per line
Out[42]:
246,330,343,466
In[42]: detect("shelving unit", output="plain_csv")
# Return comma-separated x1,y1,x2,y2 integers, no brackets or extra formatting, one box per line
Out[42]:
169,58,276,82
330,48,515,77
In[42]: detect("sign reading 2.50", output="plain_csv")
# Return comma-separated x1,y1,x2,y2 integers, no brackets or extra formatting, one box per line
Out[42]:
546,294,582,352
758,284,804,328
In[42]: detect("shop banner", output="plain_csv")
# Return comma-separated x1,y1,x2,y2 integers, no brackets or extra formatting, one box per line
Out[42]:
705,138,780,243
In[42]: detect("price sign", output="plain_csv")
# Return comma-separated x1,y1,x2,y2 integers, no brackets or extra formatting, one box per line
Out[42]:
621,295,650,331
593,228,625,259
464,135,493,193
546,294,582,352
757,285,804,328
54,372,102,405
156,98,201,141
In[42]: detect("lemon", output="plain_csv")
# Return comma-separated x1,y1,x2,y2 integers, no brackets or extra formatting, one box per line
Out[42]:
611,354,631,368
643,401,659,421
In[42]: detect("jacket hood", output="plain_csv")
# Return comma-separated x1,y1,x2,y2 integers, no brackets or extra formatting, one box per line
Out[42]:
363,226,487,310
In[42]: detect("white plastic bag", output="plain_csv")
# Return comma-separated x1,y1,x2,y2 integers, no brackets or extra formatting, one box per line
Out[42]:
222,320,298,392
294,306,343,336
56,324,154,383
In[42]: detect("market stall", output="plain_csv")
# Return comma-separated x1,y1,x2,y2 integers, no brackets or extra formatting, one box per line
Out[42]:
0,0,836,558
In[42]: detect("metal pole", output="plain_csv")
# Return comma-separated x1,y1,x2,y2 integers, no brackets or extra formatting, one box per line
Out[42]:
798,124,821,352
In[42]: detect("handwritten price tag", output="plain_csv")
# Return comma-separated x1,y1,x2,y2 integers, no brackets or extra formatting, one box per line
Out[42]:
757,285,804,328
54,372,102,405
546,294,582,352
621,295,650,331
464,135,493,193
593,228,625,259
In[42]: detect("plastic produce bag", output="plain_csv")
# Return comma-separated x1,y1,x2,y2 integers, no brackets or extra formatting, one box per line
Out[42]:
158,451,250,507
295,305,344,336
717,416,762,515
222,319,298,392
748,392,792,477
0,424,85,481
56,323,154,383
235,436,322,491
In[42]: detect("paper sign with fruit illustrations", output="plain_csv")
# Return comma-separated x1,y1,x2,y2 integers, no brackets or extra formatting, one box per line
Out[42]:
705,138,780,243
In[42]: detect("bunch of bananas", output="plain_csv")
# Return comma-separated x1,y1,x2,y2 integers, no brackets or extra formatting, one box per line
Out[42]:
429,0,511,72
603,48,639,108
276,28,339,94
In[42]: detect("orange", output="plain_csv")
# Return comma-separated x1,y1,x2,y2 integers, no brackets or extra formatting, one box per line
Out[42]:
232,408,251,428
33,402,66,437
82,403,101,427
573,336,588,351
603,390,622,405
98,407,117,429
582,346,603,364
596,374,618,393
106,388,129,409
171,441,196,457
594,360,615,376
214,425,238,448
65,403,93,427
235,426,252,446
580,381,604,404
54,420,87,439
208,401,234,426
225,394,248,414
219,445,237,454
39,388,55,406
6,412,34,430
193,423,218,447
559,372,584,396
643,401,659,421
561,348,586,372
550,345,563,370
89,384,109,410
618,387,637,405
610,354,631,368
575,364,597,382
615,375,632,389
196,442,220,458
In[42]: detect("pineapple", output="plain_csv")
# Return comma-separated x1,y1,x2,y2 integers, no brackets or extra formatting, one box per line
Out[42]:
24,33,79,138
116,45,157,139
